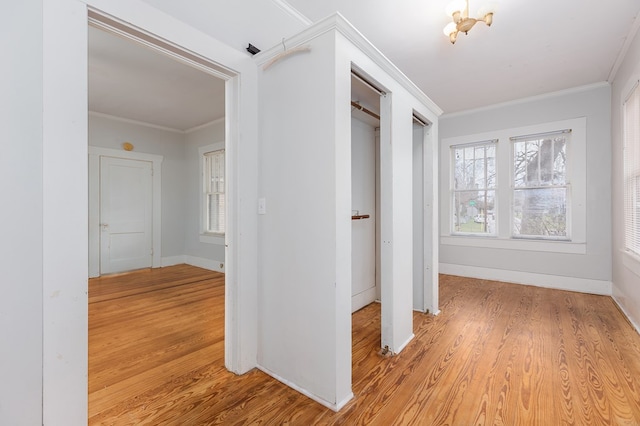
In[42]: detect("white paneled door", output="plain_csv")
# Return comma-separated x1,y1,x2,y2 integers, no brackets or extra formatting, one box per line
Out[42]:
100,156,153,274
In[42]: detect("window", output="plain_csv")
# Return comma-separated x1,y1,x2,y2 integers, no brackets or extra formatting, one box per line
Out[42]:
451,141,497,234
441,117,586,253
624,82,640,256
203,148,225,234
512,130,569,240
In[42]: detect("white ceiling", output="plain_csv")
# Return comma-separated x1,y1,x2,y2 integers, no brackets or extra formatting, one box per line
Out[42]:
90,0,640,130
286,0,640,113
88,26,225,132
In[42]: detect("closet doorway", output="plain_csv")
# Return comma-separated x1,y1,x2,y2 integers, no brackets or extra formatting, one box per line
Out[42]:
351,72,382,313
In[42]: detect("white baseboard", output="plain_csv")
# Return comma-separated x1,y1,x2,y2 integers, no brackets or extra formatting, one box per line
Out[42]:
161,255,225,273
395,333,415,355
439,263,612,296
161,255,186,267
186,255,224,273
612,295,640,335
256,365,354,412
352,287,377,313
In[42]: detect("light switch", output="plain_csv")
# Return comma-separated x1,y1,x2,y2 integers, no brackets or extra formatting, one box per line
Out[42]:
258,197,266,215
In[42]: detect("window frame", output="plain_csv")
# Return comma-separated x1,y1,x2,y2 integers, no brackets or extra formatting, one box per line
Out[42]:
199,142,225,244
510,129,572,241
450,140,498,236
441,117,586,254
623,80,640,258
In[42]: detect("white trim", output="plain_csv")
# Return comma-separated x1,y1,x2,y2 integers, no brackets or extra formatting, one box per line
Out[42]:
608,14,640,83
441,236,587,254
199,142,226,239
161,255,186,267
161,255,225,272
254,13,442,116
270,0,313,26
621,249,640,278
200,234,225,244
186,255,225,272
441,82,610,119
394,333,415,355
612,294,640,335
441,117,587,251
88,146,163,275
90,111,225,135
351,287,377,313
439,263,612,296
89,110,185,134
256,365,354,412
185,117,225,134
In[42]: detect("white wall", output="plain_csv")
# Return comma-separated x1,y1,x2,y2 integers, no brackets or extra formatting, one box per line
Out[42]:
1,0,261,423
0,2,44,424
89,114,187,258
611,24,640,331
184,120,226,265
256,14,441,410
42,1,88,424
439,84,612,293
258,28,348,409
89,115,227,270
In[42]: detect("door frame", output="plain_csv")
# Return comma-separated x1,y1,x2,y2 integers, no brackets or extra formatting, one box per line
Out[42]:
88,146,163,277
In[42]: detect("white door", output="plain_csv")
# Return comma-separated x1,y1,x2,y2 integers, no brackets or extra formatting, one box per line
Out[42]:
100,156,153,274
351,119,377,312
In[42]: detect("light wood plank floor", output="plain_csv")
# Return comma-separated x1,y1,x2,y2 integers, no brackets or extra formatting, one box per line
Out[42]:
89,265,640,425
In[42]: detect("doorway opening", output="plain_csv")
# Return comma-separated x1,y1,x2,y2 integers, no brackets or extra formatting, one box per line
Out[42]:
412,113,432,313
350,70,382,315
87,13,234,416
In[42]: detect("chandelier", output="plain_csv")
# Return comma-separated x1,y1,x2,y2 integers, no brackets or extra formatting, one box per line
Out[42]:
443,0,495,44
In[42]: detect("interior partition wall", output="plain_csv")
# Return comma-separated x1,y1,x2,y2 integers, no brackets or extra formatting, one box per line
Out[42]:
256,13,442,411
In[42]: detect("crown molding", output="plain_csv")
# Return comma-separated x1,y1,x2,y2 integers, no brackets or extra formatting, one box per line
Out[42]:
608,13,640,83
440,82,611,120
270,0,312,26
255,13,443,116
88,111,185,133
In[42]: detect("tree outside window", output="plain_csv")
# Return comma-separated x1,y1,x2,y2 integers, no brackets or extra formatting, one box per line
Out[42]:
512,131,569,239
452,141,497,234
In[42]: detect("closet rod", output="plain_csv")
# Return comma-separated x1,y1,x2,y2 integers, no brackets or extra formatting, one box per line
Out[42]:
351,101,380,120
413,114,429,127
351,70,386,96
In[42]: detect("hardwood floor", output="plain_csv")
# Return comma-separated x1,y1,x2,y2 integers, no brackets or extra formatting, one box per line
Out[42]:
89,266,640,425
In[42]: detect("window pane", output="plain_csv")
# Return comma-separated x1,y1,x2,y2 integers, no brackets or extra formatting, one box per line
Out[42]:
207,193,225,233
204,149,225,234
453,142,496,191
486,146,496,188
513,137,566,188
453,190,495,234
513,188,566,238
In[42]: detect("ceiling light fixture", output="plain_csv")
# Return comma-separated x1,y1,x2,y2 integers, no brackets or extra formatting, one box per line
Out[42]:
443,0,495,44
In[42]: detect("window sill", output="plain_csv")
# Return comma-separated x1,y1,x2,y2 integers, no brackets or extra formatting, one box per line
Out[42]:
200,233,225,245
441,235,586,254
622,249,640,278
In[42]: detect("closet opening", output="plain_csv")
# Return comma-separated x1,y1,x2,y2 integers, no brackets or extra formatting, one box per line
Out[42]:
412,111,431,312
350,69,382,342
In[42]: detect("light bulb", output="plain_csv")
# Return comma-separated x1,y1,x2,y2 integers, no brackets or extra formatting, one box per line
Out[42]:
443,22,458,37
445,0,466,17
477,2,498,19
